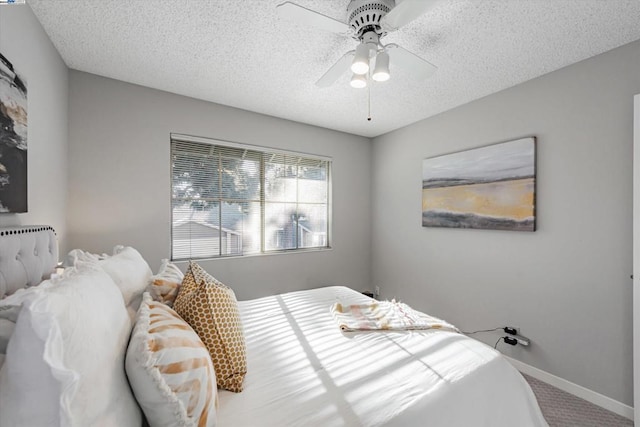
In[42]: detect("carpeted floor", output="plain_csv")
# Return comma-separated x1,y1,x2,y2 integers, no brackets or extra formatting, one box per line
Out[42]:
523,373,632,427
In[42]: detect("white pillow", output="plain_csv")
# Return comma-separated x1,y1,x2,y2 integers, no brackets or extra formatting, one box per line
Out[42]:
65,248,105,265
0,264,142,427
0,279,55,307
0,318,15,353
0,290,50,361
98,246,152,316
0,305,20,322
66,246,152,318
126,293,217,427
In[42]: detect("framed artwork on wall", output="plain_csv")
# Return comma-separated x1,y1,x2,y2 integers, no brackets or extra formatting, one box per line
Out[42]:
0,52,27,213
422,137,536,232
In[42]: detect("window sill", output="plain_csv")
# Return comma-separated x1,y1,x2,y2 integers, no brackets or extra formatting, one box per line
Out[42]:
171,246,333,263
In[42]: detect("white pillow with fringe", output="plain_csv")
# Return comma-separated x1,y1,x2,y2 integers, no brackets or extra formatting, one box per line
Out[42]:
0,263,141,427
126,292,217,427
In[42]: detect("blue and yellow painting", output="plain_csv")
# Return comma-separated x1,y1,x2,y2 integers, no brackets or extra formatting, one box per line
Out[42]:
422,138,536,231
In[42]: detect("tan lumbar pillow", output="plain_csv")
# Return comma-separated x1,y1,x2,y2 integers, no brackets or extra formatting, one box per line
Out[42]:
174,261,247,392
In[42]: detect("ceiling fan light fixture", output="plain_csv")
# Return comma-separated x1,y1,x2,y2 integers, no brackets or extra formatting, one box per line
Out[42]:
351,43,370,75
372,51,390,82
350,73,367,89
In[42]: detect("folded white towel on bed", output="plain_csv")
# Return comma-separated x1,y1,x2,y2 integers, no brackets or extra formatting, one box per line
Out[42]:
330,300,460,333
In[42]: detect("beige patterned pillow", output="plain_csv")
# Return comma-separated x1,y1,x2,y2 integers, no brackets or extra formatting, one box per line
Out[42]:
148,259,184,307
174,261,247,392
126,293,217,426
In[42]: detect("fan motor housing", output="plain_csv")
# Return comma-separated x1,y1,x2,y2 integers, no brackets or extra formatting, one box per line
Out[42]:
347,0,395,39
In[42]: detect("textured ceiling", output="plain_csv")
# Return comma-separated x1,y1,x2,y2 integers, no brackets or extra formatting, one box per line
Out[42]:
28,0,640,137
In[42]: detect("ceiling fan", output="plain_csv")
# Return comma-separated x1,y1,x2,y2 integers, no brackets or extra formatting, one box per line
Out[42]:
276,0,439,89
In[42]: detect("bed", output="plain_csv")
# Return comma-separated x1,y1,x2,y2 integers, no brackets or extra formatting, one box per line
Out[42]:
219,286,547,426
0,226,548,427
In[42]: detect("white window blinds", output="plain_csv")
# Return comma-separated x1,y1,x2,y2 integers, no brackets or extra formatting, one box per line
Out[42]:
171,136,331,260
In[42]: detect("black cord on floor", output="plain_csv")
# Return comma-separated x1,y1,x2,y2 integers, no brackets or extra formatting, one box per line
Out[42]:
494,337,504,349
462,327,502,335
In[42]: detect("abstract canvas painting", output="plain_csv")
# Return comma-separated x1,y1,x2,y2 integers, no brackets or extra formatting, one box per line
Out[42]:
0,53,27,213
422,137,536,231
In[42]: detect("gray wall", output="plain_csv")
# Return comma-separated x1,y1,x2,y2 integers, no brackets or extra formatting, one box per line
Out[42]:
371,40,640,405
67,71,372,300
0,4,68,252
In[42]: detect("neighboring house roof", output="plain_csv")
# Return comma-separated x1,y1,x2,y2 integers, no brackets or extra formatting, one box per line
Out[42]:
173,219,241,237
173,202,327,235
172,203,244,234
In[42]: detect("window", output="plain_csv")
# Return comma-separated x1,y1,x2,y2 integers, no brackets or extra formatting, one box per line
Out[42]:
171,135,331,260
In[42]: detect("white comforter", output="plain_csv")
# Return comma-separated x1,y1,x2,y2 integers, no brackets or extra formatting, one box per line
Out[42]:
217,286,548,427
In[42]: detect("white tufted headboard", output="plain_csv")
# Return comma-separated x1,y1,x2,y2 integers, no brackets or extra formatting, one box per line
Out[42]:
0,226,58,298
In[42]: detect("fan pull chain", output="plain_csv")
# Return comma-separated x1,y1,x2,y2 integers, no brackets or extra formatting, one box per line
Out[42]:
367,71,372,121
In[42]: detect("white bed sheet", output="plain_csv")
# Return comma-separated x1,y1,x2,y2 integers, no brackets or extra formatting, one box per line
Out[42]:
217,286,548,427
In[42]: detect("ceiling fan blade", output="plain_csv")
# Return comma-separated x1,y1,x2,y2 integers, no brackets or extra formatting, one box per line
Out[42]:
380,0,439,32
386,44,437,81
315,51,355,88
276,2,352,36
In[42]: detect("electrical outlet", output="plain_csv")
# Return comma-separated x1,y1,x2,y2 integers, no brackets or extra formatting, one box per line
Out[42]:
374,286,380,297
504,327,520,335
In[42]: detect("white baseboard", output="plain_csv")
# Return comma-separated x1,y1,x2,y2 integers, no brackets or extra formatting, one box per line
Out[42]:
504,356,634,420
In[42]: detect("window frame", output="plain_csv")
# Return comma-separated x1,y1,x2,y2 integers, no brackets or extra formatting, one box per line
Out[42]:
170,133,333,261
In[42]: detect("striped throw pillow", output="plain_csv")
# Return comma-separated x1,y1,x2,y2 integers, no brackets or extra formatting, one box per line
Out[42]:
174,261,247,392
148,259,184,307
126,293,217,427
